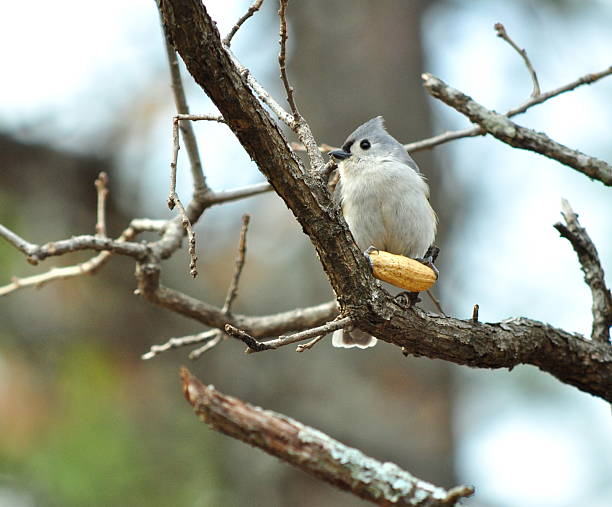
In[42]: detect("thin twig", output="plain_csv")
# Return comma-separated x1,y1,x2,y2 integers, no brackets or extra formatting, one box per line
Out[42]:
160,14,208,194
422,73,612,186
94,172,109,237
225,317,351,353
554,199,612,344
426,289,447,316
142,329,219,360
168,116,198,277
204,182,272,206
0,225,148,264
223,0,265,47
176,114,226,123
222,214,251,313
494,22,540,97
189,214,252,358
404,65,612,153
278,0,299,119
189,333,224,359
228,49,294,127
0,219,165,297
296,334,325,352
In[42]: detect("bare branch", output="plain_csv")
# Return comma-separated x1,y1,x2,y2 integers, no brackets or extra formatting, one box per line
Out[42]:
227,49,295,127
181,368,474,506
278,0,299,119
422,73,612,186
494,22,540,97
295,334,325,352
405,65,612,153
0,225,148,264
142,329,219,360
176,113,225,123
554,199,612,344
189,333,224,359
204,182,272,206
222,214,251,313
168,116,198,277
0,219,160,297
94,172,109,237
507,64,612,118
404,126,485,153
223,0,264,47
160,14,208,194
426,289,447,317
225,317,351,353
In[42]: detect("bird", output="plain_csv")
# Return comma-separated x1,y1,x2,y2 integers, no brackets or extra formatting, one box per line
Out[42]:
329,116,437,349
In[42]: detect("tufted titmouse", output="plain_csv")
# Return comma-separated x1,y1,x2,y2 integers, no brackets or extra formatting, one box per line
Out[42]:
329,116,437,349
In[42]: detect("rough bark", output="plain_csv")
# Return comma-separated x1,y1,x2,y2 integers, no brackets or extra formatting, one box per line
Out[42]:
157,0,612,403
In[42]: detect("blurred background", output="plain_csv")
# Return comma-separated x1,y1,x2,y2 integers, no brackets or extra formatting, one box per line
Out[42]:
1,1,611,506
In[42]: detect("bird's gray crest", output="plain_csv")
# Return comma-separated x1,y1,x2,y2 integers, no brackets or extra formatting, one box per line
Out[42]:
346,116,387,142
343,116,418,171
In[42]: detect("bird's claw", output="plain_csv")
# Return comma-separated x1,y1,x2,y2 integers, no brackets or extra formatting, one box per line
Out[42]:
415,245,440,279
394,291,421,308
364,246,378,270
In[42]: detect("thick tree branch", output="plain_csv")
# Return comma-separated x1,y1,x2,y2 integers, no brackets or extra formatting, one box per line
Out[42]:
157,0,612,402
181,368,474,506
422,73,612,186
554,199,612,344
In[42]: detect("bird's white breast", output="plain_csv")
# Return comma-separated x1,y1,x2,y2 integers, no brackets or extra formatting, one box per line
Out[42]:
339,157,436,258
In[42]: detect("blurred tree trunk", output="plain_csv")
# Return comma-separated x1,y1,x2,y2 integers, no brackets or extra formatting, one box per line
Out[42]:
286,0,457,500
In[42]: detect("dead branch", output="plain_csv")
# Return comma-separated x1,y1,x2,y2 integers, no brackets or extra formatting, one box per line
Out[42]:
225,316,350,353
142,329,219,360
494,22,540,97
94,172,109,236
421,73,612,186
0,219,164,297
223,0,264,47
222,214,250,314
168,116,198,277
278,0,299,119
0,224,149,264
554,199,612,344
180,368,474,506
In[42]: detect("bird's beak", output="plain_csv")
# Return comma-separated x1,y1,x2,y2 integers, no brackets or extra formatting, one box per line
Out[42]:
329,149,351,160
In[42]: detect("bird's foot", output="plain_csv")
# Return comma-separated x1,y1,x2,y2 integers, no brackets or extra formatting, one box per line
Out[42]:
394,291,421,308
415,245,440,279
364,246,379,271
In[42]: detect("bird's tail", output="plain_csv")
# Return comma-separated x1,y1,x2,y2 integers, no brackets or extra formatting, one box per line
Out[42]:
332,327,377,349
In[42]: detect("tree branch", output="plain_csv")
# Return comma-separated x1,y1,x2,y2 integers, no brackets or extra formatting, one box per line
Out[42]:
224,316,350,353
0,219,164,297
494,22,540,97
0,225,149,264
222,0,264,47
554,199,612,344
421,73,612,186
180,368,474,506
157,0,612,402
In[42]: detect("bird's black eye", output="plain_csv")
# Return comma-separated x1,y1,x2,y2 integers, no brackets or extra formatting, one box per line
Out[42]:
360,139,371,150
